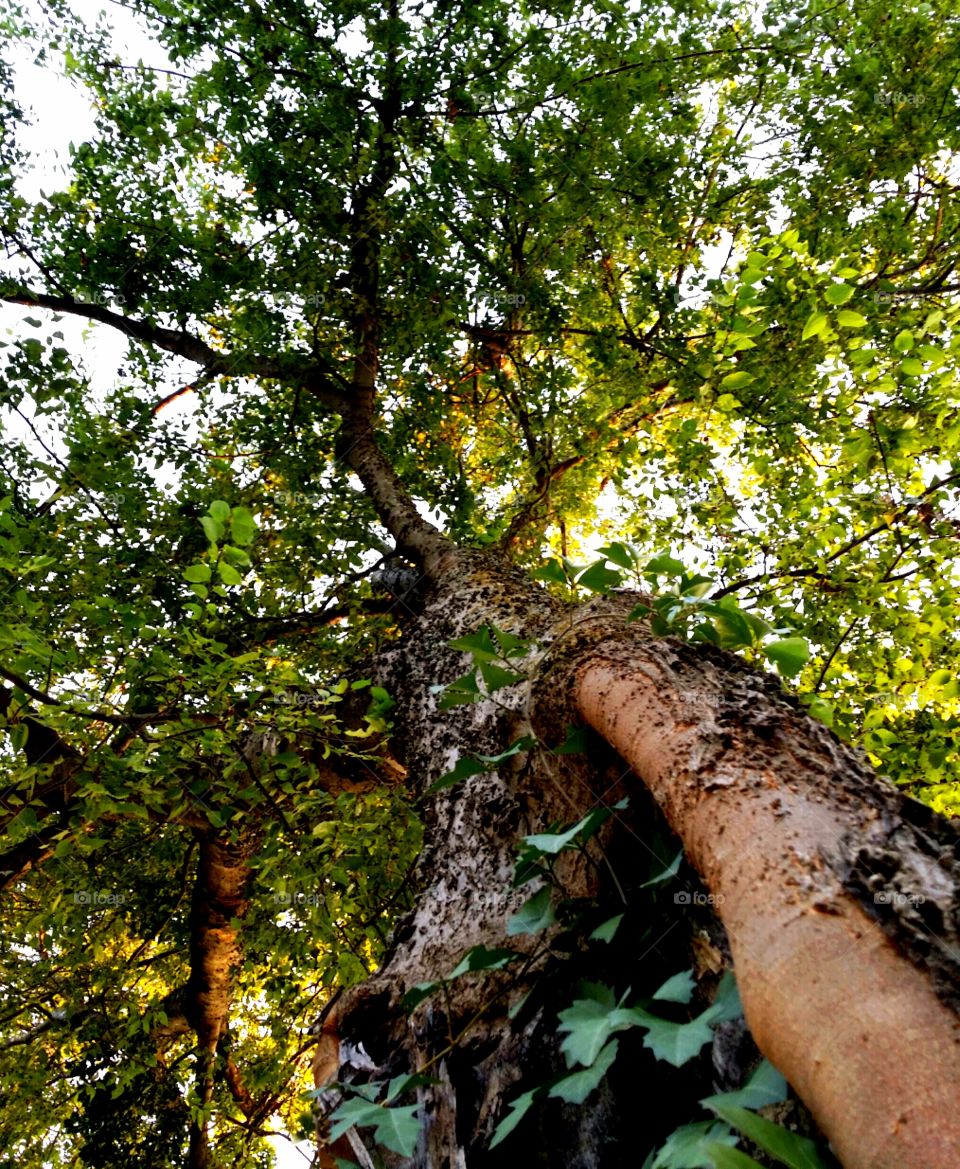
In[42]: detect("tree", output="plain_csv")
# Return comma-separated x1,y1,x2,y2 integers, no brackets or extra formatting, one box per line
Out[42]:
0,0,959,1166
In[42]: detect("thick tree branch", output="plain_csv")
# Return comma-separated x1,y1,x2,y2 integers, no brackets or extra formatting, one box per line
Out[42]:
2,287,349,410
183,831,252,1169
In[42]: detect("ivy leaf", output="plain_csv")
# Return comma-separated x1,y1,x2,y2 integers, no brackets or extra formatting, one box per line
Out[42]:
491,624,532,659
549,1039,619,1104
652,1121,739,1168
523,800,625,856
506,886,556,935
590,913,623,943
634,1009,717,1068
425,754,487,794
479,660,526,691
435,670,481,709
448,626,498,661
328,1098,421,1158
489,1088,542,1148
448,945,518,978
557,995,626,1067
554,725,588,754
652,969,696,1004
701,1059,789,1112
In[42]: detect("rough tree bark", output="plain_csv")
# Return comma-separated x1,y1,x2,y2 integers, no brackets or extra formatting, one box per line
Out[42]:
317,537,960,1169
311,44,960,1159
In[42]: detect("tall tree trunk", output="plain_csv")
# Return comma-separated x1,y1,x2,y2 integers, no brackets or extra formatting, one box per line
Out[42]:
322,562,960,1169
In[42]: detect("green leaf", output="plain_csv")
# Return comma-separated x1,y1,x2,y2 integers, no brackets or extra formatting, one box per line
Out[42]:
489,1088,541,1148
704,971,743,1024
646,552,687,578
716,393,742,412
201,515,224,544
491,624,532,659
652,969,696,1004
836,309,867,327
823,283,853,304
636,1009,716,1067
590,913,623,943
448,626,498,661
479,660,526,691
532,557,568,586
426,754,488,793
577,559,623,593
640,850,683,886
554,725,588,754
557,994,628,1067
708,1104,837,1169
653,1121,738,1169
217,560,243,585
705,1145,767,1169
183,563,211,583
208,500,230,523
801,311,828,340
329,1098,421,1158
523,800,625,855
229,506,256,545
701,1059,788,1112
448,945,518,978
435,670,481,709
506,886,556,935
403,981,441,1010
596,541,636,569
720,371,754,390
549,1039,619,1103
763,637,810,678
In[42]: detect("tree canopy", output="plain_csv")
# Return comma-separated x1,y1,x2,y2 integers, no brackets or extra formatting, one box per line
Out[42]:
1,0,959,1164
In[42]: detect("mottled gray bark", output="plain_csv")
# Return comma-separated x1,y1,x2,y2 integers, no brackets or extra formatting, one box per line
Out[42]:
324,561,960,1169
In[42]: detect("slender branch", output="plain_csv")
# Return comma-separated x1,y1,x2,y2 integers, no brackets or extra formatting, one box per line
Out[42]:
713,472,960,599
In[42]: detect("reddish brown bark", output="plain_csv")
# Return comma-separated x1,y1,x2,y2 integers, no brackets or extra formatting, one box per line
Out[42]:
573,620,960,1169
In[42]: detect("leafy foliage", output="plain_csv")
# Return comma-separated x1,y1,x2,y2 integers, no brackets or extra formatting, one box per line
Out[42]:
0,0,959,1162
